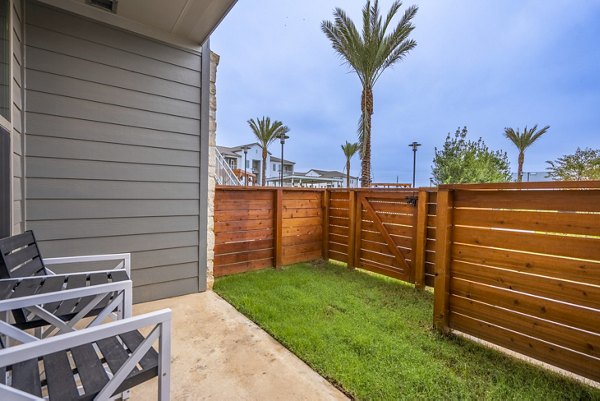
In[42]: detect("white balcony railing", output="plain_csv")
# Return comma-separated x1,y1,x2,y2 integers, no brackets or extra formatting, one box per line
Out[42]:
215,147,242,186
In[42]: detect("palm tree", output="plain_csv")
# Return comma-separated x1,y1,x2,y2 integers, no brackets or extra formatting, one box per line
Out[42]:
504,125,550,182
247,117,290,186
322,1,418,187
341,141,360,188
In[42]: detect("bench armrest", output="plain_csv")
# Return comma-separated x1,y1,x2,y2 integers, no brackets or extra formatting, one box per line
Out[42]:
43,253,131,277
0,309,172,401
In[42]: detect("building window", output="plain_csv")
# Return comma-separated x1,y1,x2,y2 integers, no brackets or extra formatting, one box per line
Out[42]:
0,0,10,123
273,164,276,171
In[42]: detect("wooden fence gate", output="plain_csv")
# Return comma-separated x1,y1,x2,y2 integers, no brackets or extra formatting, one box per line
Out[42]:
325,189,438,286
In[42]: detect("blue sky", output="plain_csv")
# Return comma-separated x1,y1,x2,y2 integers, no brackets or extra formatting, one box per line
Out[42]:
212,0,600,185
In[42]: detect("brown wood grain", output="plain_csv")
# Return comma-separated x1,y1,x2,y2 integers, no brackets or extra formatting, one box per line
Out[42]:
215,228,273,244
452,243,600,286
452,260,600,309
453,189,600,212
214,258,273,277
453,226,600,261
214,248,274,267
283,207,322,219
214,208,273,222
454,208,600,236
329,250,349,263
214,218,273,233
450,312,600,383
414,190,429,289
450,294,600,360
274,189,283,268
215,199,273,211
361,195,411,272
433,189,453,332
282,224,322,237
451,277,600,333
214,239,273,255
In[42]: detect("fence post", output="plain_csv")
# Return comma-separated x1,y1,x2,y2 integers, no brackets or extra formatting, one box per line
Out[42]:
347,190,356,269
321,190,330,260
274,188,283,268
353,191,362,269
414,189,429,289
433,189,453,333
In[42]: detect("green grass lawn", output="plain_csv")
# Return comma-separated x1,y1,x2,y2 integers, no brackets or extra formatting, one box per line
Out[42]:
214,262,600,401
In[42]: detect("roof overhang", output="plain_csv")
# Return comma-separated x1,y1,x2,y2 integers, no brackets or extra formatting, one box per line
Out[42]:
38,0,237,52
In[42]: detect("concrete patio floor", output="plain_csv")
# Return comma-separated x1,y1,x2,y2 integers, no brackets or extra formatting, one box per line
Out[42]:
131,291,349,401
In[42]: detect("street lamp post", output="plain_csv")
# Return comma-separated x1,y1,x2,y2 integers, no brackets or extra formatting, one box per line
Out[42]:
279,133,290,188
241,146,250,186
409,141,421,188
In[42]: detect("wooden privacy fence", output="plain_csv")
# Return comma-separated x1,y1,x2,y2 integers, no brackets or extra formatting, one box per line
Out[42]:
214,187,437,285
433,181,600,383
325,189,437,286
215,183,600,382
214,188,325,277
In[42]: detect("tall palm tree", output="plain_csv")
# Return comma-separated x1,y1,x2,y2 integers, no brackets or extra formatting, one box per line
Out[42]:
341,141,360,188
247,117,290,186
322,0,418,187
504,125,550,182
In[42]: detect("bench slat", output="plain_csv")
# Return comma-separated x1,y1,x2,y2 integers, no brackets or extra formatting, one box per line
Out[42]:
43,351,80,401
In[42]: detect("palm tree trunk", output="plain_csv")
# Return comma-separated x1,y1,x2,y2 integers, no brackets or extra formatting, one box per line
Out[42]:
262,148,268,186
360,85,374,187
346,160,351,188
517,151,525,182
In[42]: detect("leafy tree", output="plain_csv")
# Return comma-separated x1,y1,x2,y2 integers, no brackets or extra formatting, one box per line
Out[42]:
247,117,290,186
546,148,600,181
504,125,550,182
322,0,418,187
341,141,360,188
431,127,512,185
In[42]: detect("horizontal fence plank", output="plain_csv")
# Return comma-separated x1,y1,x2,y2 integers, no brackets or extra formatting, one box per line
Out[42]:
450,277,599,334
215,199,273,211
454,208,600,237
452,242,600,290
452,260,600,310
214,208,273,222
282,224,322,237
450,294,600,360
214,248,274,267
214,239,273,255
214,218,273,233
359,259,409,281
215,228,273,244
453,189,600,212
214,258,273,277
453,226,600,261
450,312,600,383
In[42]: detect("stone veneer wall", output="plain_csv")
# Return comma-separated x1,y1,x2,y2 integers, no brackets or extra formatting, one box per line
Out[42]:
206,51,219,289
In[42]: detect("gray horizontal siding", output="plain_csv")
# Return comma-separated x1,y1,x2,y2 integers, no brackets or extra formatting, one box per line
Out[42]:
12,0,24,235
27,199,199,220
27,135,199,166
26,114,199,151
27,179,199,200
27,1,201,70
27,47,201,103
27,157,199,183
27,91,199,135
24,1,203,302
26,69,200,119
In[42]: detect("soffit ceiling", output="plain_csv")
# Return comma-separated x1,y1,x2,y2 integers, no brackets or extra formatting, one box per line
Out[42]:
43,0,237,48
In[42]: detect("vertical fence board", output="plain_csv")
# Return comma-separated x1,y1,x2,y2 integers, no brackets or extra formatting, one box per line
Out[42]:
274,189,283,268
433,189,453,333
348,191,356,268
414,190,429,289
